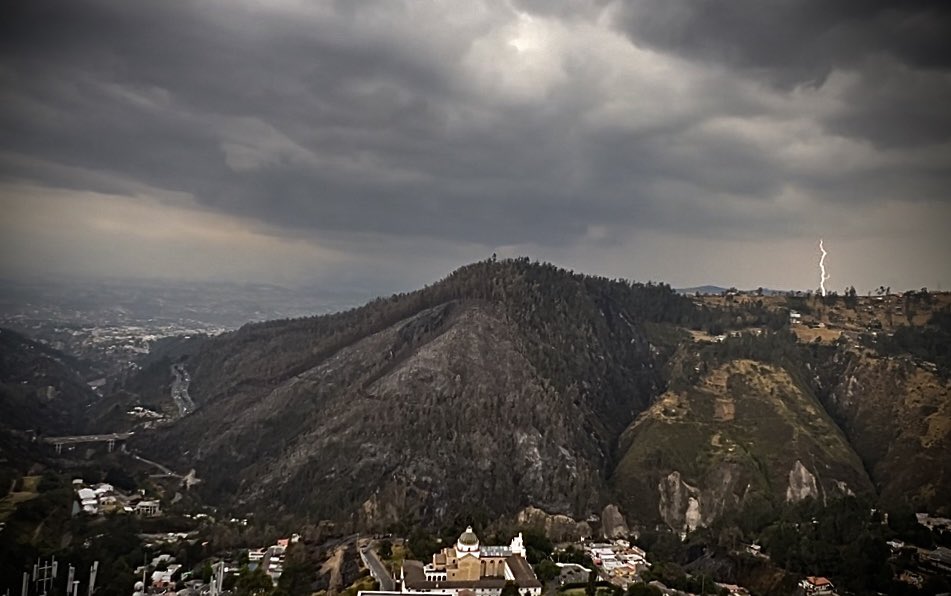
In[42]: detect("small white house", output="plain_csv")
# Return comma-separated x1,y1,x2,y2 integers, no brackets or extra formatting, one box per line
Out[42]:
135,500,161,516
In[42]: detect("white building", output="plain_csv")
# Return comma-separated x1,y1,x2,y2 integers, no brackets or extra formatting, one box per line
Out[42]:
798,576,835,594
77,487,99,514
135,500,161,516
402,527,541,596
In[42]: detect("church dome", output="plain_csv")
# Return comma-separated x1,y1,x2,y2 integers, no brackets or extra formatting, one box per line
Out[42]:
456,526,480,552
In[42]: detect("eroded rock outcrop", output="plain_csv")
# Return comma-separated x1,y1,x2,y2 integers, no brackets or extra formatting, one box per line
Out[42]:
516,506,592,542
601,504,629,539
785,459,819,502
658,471,703,533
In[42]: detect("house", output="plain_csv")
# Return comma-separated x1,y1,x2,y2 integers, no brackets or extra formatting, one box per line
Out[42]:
916,513,951,533
886,539,905,552
150,555,176,570
798,576,834,594
77,487,99,514
135,500,161,516
93,483,114,496
151,564,182,589
248,549,266,563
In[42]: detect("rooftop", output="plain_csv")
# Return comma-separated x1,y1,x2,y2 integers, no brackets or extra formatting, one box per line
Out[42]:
458,526,479,547
804,576,833,587
404,556,541,590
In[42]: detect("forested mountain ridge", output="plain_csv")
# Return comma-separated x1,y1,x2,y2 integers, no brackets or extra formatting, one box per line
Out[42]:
107,259,951,529
131,259,722,526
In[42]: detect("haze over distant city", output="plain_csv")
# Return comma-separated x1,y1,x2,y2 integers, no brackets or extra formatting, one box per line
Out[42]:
2,1,950,296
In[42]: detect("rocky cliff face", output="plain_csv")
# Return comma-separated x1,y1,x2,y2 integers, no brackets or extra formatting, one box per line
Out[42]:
612,359,874,532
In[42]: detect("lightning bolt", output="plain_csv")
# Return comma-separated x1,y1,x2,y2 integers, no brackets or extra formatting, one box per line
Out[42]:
818,238,830,296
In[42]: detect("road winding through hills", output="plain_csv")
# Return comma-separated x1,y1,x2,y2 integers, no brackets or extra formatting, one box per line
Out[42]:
170,363,195,416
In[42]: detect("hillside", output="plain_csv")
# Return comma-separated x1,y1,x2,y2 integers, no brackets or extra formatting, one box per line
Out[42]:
0,328,100,504
105,261,951,530
0,327,98,435
822,344,951,514
678,291,951,516
781,292,951,513
612,355,874,532
131,259,699,526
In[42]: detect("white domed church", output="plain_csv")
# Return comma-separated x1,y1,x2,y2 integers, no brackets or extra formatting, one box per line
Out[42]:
401,527,541,596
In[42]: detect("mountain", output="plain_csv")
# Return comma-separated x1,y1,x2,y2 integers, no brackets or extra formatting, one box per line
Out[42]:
105,260,950,529
0,327,98,435
130,259,696,526
676,286,790,296
676,285,729,295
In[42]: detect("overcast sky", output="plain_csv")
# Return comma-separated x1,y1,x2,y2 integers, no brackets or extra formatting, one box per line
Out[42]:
2,0,950,294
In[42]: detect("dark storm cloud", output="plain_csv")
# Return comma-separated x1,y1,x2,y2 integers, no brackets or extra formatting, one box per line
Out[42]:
612,0,951,148
613,0,951,84
0,0,949,289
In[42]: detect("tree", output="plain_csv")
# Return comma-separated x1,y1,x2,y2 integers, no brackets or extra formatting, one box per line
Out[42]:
408,530,440,560
500,581,520,596
626,583,661,596
198,563,213,583
235,566,274,596
585,570,597,596
533,559,559,583
522,529,553,564
844,286,858,308
378,539,393,559
275,543,316,596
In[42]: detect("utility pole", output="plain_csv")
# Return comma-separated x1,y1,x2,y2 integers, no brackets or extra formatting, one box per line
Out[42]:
87,562,98,596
